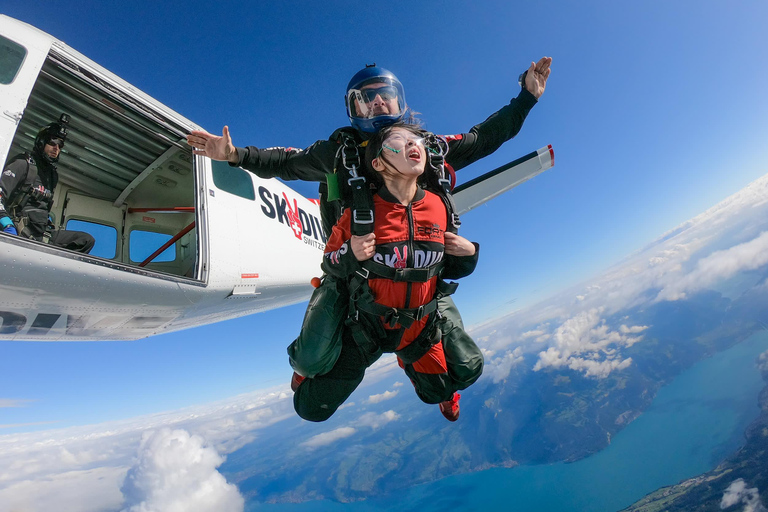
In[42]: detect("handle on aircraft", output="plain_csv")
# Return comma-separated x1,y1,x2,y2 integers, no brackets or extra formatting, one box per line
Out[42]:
138,221,196,267
128,207,195,213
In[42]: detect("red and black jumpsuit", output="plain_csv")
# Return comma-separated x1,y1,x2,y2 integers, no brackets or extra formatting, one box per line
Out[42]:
293,186,480,422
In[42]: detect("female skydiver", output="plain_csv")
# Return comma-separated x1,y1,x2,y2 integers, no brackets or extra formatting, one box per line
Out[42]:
293,123,482,422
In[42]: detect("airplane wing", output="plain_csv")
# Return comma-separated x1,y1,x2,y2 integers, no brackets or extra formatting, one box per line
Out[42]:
452,145,554,216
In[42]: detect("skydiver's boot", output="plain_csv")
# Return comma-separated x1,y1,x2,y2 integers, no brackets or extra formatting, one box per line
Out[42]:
290,372,306,392
439,392,461,422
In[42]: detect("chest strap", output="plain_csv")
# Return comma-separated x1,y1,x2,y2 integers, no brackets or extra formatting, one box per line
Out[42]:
359,259,445,283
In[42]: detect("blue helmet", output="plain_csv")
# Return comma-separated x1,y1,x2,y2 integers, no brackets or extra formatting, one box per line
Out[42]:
346,66,407,133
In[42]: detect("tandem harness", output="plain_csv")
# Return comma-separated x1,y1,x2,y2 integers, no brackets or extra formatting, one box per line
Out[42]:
331,130,462,365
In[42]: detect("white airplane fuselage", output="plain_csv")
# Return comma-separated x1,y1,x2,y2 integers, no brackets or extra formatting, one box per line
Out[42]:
0,15,324,340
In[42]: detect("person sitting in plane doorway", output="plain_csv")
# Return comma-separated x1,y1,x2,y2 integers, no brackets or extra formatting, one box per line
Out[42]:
293,123,481,422
0,116,95,253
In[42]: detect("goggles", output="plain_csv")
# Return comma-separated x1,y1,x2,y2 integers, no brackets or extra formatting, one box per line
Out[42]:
380,133,424,155
46,138,65,149
358,85,399,102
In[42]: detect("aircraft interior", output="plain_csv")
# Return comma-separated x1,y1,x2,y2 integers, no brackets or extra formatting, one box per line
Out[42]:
3,47,201,280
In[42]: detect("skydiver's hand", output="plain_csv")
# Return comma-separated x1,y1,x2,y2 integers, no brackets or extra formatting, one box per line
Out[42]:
351,233,376,261
187,126,239,164
444,232,476,257
524,56,552,99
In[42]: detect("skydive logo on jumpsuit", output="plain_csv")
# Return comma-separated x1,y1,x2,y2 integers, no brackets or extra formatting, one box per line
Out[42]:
258,186,326,248
372,246,445,268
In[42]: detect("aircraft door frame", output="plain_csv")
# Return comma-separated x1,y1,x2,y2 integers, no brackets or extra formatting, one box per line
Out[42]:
0,24,49,166
60,190,126,261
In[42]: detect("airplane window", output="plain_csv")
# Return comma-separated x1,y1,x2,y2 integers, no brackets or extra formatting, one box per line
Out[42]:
129,230,175,263
211,160,255,200
0,35,27,85
66,219,117,259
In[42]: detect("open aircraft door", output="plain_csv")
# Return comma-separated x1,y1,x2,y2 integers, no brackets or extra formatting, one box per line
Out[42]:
0,22,48,166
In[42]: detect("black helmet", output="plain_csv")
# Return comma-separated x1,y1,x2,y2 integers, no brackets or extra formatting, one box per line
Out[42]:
33,113,70,164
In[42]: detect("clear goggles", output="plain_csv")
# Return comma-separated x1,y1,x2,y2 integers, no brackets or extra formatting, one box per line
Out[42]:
381,132,424,154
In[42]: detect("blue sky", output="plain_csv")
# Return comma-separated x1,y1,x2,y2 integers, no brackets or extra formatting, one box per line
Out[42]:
1,0,767,433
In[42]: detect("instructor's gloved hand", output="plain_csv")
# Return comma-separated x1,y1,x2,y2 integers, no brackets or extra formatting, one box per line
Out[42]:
2,224,17,236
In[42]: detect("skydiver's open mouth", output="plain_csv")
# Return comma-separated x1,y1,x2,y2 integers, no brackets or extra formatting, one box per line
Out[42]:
407,148,421,161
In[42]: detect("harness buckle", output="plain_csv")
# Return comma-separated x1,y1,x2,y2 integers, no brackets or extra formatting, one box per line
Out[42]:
341,139,361,177
355,267,370,280
347,176,366,189
385,308,400,328
352,209,374,225
416,304,425,320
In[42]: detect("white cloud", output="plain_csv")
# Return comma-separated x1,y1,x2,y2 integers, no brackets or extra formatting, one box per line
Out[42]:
0,467,126,512
658,231,768,301
759,350,768,373
720,478,767,511
485,347,525,383
366,390,399,404
520,329,546,340
120,428,244,512
531,308,644,378
0,420,59,429
0,398,35,408
354,411,400,429
0,386,294,511
299,427,356,449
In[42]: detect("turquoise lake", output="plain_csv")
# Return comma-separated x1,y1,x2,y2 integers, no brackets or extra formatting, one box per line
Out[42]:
247,332,768,512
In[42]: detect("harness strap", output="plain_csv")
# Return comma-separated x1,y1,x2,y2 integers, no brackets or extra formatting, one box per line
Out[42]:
6,154,35,215
423,135,460,234
438,178,461,234
356,296,439,329
394,323,443,365
347,301,442,365
335,131,375,236
360,259,445,283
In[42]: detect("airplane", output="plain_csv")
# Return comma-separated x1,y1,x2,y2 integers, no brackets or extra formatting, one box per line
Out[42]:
0,14,554,341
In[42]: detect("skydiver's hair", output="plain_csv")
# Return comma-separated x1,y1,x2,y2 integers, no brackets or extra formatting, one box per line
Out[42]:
363,122,432,190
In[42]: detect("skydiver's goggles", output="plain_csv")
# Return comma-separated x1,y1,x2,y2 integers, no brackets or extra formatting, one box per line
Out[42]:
358,85,399,102
46,138,65,149
380,133,424,154
347,78,406,120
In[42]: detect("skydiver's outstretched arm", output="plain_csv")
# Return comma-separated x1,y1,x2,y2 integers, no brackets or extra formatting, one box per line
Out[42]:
524,56,552,99
186,126,239,164
443,57,552,172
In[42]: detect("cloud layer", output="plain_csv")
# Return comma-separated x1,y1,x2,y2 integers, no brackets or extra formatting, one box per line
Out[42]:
121,428,244,512
478,173,768,380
